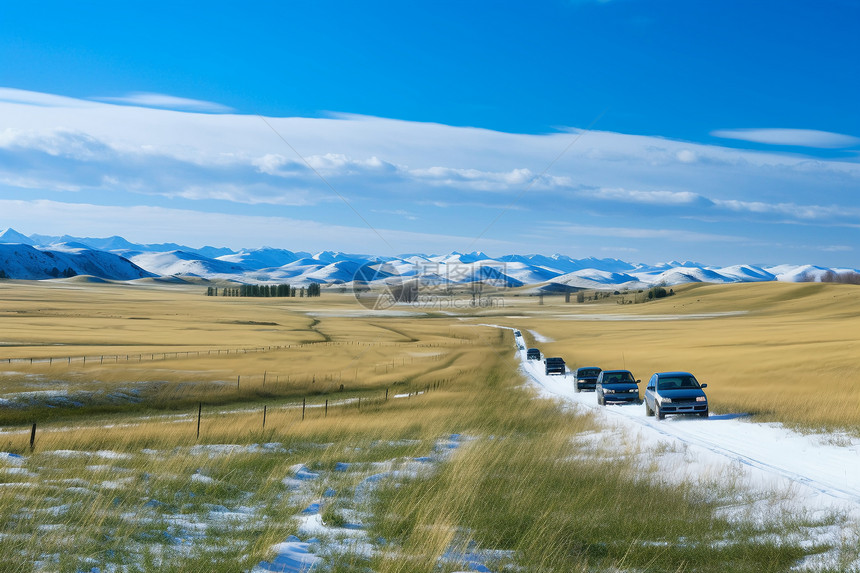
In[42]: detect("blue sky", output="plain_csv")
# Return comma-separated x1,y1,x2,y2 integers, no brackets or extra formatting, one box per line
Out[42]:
1,0,859,266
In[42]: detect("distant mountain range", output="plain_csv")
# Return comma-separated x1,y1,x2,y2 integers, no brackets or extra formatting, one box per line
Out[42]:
1,227,856,290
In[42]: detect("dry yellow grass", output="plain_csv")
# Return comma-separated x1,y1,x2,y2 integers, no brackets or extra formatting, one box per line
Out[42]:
478,281,860,430
0,281,488,414
3,278,860,431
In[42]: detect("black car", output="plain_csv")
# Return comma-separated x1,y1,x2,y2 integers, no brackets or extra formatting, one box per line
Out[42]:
644,371,708,419
573,367,601,392
526,348,541,360
595,370,640,405
544,357,566,375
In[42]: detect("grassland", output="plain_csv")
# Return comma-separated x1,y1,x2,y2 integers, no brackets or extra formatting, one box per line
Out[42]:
0,278,856,571
490,281,860,432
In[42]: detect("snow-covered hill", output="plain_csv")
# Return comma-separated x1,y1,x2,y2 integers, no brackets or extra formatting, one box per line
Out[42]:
2,227,859,288
0,243,154,280
128,251,245,278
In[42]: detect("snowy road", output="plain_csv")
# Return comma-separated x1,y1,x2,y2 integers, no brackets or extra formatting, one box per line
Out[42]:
511,335,860,520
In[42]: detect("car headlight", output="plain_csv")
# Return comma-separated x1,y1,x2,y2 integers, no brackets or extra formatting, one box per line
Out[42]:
660,397,672,404
696,396,707,402
604,388,615,393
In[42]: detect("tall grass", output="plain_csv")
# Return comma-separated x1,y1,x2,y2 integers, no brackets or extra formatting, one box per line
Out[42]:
367,362,818,573
0,280,845,571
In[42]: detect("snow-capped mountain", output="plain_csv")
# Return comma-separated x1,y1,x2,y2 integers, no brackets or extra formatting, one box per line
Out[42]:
2,227,859,288
216,248,309,270
127,251,246,278
0,228,36,246
0,242,153,280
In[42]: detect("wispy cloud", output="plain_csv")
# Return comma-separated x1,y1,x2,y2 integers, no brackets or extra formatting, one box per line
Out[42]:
0,199,514,254
94,92,234,113
584,187,707,205
712,128,860,149
713,199,860,221
2,88,860,264
550,223,745,243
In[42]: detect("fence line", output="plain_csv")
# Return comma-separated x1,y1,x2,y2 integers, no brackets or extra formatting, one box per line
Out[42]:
0,339,474,367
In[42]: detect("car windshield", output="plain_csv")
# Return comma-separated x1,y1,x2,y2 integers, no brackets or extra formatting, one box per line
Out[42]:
656,376,700,391
579,369,600,377
603,372,634,384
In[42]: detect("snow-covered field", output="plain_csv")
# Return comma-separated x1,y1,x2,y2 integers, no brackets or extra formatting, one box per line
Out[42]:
512,328,860,570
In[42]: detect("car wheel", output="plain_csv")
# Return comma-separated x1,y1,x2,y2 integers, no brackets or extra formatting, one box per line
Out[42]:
655,404,665,420
598,394,604,406
644,400,653,416
700,409,709,418
574,384,580,393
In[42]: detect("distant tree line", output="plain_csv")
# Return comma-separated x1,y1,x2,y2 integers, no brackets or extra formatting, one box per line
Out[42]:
206,283,321,297
819,271,860,285
48,267,77,278
0,267,75,280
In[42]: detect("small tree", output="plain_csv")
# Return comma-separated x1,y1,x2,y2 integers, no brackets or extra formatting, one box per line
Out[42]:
647,286,668,300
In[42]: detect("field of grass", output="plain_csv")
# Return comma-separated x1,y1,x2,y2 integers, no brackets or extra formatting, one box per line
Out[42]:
0,278,856,571
488,281,860,432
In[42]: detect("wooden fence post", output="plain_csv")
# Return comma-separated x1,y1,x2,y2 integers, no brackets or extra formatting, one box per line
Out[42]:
263,405,267,429
302,398,306,421
197,403,202,439
325,399,328,417
30,423,36,451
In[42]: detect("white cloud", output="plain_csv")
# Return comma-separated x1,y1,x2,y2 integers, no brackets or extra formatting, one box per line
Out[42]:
711,128,860,149
713,199,860,220
2,88,860,263
95,92,234,113
676,149,698,163
552,223,744,243
0,199,514,254
586,187,704,205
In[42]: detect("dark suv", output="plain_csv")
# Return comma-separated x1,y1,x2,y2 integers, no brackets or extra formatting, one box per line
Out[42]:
544,357,566,375
644,371,708,419
595,370,640,405
573,367,601,392
526,348,541,360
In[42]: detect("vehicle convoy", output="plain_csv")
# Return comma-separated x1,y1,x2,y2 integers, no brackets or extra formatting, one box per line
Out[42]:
544,357,566,375
573,367,602,392
644,371,709,419
595,370,640,405
526,348,541,360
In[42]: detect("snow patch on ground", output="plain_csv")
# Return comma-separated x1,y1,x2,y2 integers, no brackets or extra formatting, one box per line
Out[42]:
527,329,552,342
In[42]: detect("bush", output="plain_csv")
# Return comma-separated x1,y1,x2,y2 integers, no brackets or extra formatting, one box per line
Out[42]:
647,286,669,300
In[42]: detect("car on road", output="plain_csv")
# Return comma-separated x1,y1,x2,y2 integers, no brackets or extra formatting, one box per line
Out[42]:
544,357,566,375
572,367,601,392
643,371,708,419
526,348,541,360
595,370,640,405
514,330,522,337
